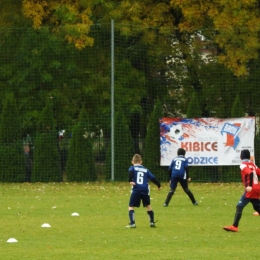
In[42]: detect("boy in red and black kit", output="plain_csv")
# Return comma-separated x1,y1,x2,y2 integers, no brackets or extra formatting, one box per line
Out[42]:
223,149,260,232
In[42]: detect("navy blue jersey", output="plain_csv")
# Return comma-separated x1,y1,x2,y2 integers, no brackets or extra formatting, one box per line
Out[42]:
169,155,189,179
128,164,156,195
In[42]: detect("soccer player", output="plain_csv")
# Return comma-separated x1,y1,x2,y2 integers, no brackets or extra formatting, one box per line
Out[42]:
126,154,161,228
223,149,260,232
163,148,198,207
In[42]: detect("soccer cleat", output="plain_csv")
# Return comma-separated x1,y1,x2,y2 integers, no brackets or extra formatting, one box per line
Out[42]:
150,220,158,227
150,222,156,227
163,203,168,207
193,201,198,205
253,211,260,216
126,223,136,228
223,225,238,232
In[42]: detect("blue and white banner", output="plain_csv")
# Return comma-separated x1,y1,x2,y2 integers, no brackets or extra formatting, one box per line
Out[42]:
160,117,255,166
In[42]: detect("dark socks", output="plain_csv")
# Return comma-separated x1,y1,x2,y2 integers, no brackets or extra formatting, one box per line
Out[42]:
147,210,154,223
185,189,196,204
129,210,135,224
233,206,243,227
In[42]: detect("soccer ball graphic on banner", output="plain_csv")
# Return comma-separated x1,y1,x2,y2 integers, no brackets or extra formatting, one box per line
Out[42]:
168,124,183,140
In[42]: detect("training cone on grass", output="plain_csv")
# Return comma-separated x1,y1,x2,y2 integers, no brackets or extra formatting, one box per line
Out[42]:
41,223,51,228
71,212,80,216
7,238,18,243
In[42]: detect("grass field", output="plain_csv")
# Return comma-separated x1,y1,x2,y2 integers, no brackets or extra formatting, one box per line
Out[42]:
0,182,259,260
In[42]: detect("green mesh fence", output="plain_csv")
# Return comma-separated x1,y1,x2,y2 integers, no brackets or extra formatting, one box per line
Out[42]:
0,24,259,183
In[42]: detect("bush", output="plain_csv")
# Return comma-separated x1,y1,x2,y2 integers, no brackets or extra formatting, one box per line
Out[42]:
32,100,61,182
0,93,24,182
0,143,25,182
66,108,97,182
106,112,134,181
32,133,61,182
143,99,167,181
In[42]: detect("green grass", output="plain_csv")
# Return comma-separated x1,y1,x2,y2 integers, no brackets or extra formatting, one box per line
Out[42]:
0,182,259,259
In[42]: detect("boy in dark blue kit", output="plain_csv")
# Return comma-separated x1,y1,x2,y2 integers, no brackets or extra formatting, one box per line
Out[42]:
163,148,198,207
126,154,161,228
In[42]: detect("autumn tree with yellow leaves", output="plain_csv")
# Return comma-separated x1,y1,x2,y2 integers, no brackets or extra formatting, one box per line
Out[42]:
22,0,94,49
0,0,259,146
171,0,260,76
2,0,260,75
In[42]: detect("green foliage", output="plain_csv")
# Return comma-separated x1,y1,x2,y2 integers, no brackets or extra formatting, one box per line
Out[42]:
36,99,56,133
0,27,80,136
0,93,24,182
190,165,241,183
222,166,241,182
143,100,167,181
32,101,61,182
31,133,61,182
106,112,134,181
0,2,260,184
66,107,97,182
186,91,202,118
0,1,260,132
0,93,21,143
254,131,260,167
231,94,245,118
0,143,25,182
198,63,238,118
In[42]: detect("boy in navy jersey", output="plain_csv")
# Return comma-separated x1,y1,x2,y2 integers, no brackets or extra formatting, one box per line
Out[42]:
126,154,161,228
223,149,260,232
163,148,197,207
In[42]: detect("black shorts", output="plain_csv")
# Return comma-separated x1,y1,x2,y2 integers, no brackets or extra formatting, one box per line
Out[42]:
129,192,150,207
170,177,188,190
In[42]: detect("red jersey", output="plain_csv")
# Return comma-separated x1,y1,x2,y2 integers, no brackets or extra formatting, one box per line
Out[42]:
240,160,260,199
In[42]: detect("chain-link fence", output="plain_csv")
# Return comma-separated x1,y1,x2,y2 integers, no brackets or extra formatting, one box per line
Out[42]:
0,23,259,183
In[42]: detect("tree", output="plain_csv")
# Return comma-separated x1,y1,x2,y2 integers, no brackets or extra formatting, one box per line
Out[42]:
197,62,238,118
19,0,177,142
220,94,245,182
186,92,202,118
231,95,245,118
1,0,260,179
0,26,79,136
22,0,94,49
0,93,24,182
0,93,21,143
143,99,166,181
32,99,61,182
0,0,26,28
171,0,260,76
66,106,97,182
106,111,134,181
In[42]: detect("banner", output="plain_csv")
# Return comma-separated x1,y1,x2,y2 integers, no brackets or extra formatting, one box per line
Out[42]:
160,117,255,166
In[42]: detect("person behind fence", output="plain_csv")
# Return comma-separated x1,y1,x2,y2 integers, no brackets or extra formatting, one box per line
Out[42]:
126,154,161,228
223,149,260,232
24,144,32,182
163,148,198,207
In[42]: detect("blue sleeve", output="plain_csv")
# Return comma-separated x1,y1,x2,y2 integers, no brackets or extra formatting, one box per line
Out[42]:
184,159,189,178
147,170,156,180
147,171,161,188
168,161,173,179
184,159,189,168
128,166,134,182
